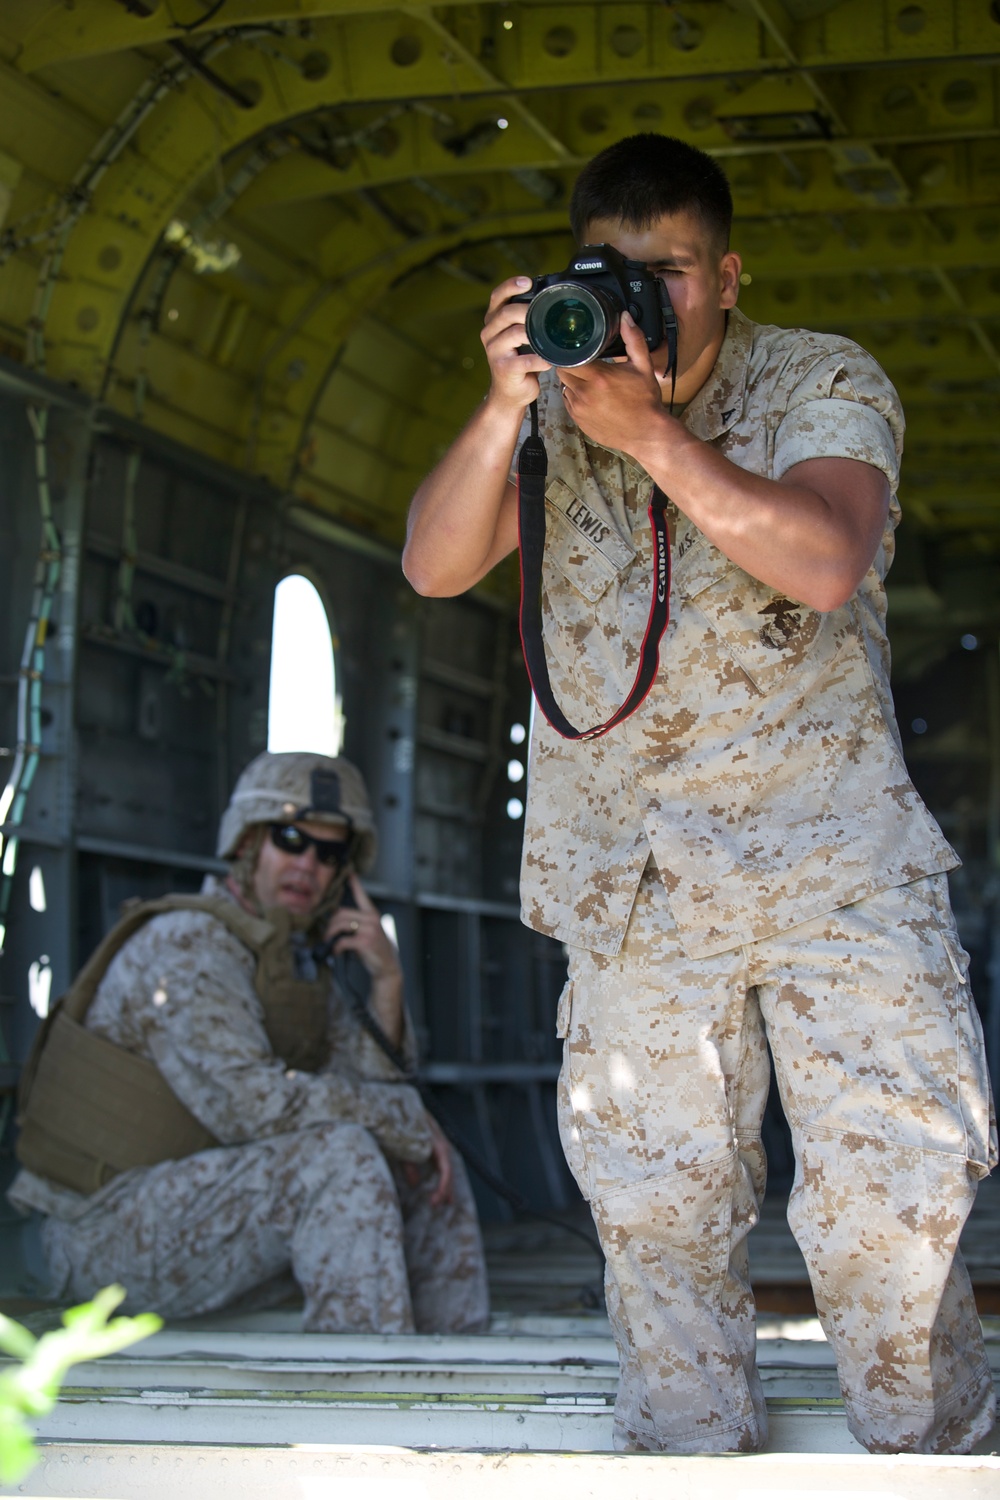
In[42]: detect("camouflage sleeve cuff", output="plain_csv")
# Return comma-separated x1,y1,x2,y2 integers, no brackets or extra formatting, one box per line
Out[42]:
773,396,900,490
352,1008,419,1082
357,1081,432,1163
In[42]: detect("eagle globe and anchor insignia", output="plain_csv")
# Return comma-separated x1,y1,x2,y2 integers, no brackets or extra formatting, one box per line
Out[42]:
758,597,803,650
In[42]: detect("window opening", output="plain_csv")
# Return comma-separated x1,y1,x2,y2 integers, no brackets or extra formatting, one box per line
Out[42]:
267,574,342,756
28,954,52,1019
28,866,46,913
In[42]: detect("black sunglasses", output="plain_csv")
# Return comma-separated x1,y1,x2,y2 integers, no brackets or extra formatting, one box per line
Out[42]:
269,823,351,868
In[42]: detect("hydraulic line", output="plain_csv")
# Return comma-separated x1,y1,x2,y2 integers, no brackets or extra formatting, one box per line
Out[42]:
12,25,280,372
21,57,189,372
113,447,143,637
0,407,62,956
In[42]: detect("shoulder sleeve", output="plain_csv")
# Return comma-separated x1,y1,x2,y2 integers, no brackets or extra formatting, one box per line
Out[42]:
771,344,903,491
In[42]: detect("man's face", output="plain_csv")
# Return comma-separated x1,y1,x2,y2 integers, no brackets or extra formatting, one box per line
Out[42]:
583,208,742,402
249,817,349,917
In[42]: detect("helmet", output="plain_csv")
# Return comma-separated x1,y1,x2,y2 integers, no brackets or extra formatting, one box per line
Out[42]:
217,752,377,872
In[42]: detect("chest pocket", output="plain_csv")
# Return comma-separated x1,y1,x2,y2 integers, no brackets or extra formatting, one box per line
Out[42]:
676,534,822,695
543,477,635,603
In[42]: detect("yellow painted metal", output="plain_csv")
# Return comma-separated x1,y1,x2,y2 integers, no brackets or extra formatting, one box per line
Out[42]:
13,1,1000,76
0,0,996,556
234,128,1000,223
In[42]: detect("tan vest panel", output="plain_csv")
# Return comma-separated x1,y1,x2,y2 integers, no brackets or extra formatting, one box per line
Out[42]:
16,893,331,1195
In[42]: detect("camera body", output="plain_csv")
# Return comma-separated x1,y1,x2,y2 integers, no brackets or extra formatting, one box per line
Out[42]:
511,243,675,367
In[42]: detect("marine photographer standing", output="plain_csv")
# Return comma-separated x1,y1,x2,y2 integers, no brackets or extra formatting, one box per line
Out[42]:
403,134,996,1455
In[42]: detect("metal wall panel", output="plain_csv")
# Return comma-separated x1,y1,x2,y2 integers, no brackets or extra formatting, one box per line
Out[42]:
0,373,571,1229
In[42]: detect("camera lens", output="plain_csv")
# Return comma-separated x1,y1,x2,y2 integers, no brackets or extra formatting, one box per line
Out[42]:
525,283,619,366
543,298,595,353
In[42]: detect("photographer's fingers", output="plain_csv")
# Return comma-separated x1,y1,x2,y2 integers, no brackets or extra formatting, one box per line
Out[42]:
482,278,551,368
558,312,654,383
483,330,550,376
481,294,548,359
481,304,550,408
483,298,529,339
485,275,533,320
619,310,656,374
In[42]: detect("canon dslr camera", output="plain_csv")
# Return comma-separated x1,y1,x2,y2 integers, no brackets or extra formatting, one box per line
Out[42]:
512,243,675,367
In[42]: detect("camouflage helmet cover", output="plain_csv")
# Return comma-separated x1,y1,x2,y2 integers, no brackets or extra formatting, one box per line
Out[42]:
217,751,378,871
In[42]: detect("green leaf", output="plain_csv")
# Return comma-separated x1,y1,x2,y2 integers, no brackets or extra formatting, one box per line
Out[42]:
0,1406,39,1485
61,1282,126,1332
18,1287,157,1387
0,1283,162,1485
0,1315,35,1362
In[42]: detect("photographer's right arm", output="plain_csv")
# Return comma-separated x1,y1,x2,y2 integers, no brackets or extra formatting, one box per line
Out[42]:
402,404,520,597
403,276,550,598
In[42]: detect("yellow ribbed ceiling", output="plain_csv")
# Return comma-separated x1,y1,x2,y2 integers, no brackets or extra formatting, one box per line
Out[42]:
0,0,997,562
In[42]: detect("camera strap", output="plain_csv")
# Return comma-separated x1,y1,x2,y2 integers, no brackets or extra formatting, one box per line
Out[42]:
516,400,672,742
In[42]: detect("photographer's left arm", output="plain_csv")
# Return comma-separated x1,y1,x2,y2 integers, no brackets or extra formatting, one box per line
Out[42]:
560,315,890,613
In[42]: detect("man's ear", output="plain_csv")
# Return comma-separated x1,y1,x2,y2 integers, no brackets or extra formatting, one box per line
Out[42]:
235,826,262,861
720,250,742,310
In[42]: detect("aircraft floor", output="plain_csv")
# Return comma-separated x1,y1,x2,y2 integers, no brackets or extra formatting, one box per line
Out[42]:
2,1180,999,1493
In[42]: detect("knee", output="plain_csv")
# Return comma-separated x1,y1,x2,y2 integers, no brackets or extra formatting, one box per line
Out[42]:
308,1119,376,1152
290,1122,397,1201
299,1125,406,1249
591,1149,742,1236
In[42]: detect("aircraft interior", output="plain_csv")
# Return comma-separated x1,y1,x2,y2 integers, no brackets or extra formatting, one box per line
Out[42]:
0,2,998,1477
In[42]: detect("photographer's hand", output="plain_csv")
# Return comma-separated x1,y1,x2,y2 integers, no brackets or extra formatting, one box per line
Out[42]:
568,315,889,613
482,276,553,409
558,311,672,453
403,276,548,598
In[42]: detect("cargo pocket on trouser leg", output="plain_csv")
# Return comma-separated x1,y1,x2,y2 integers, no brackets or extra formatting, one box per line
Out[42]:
554,982,590,1195
941,928,998,1180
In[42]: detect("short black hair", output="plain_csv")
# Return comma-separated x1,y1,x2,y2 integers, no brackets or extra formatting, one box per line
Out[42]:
569,133,733,252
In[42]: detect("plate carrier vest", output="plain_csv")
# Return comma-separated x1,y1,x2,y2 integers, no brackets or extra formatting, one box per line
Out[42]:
16,894,331,1196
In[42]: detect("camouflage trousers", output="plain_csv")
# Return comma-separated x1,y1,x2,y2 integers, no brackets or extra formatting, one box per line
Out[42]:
557,865,997,1455
41,1121,490,1335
